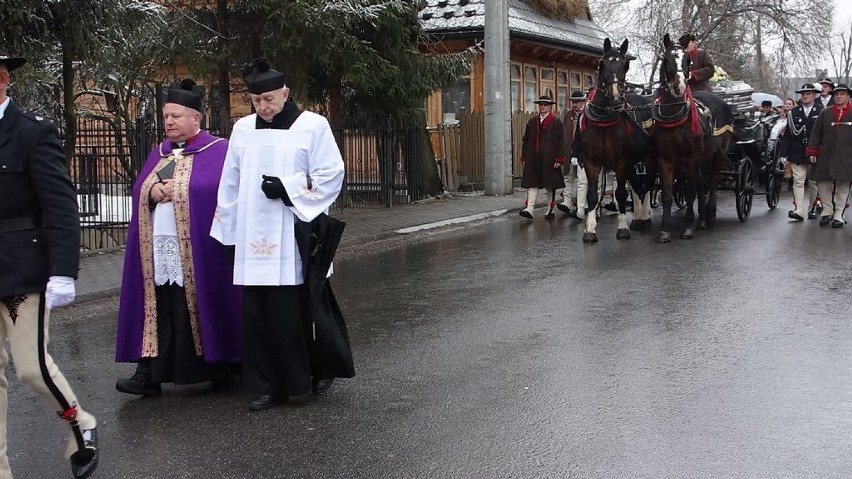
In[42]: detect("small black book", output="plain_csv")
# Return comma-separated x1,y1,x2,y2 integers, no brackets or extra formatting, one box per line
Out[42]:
156,160,176,181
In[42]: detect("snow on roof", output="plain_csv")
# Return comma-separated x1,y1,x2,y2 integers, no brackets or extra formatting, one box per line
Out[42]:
420,0,608,55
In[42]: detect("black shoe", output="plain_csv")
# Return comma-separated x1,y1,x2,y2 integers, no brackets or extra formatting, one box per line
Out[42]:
604,202,617,212
312,377,335,396
115,373,161,396
807,205,818,219
832,219,844,228
519,210,533,219
544,210,555,220
70,427,98,479
788,211,804,221
249,394,284,411
820,215,833,227
556,203,572,214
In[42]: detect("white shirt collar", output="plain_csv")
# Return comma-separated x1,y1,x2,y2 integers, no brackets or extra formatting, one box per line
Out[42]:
0,97,10,121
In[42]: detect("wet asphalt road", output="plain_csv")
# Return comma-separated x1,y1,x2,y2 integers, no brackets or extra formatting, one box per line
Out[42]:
9,193,852,479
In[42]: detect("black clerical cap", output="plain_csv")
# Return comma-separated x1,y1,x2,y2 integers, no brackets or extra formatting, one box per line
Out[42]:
166,78,203,112
242,58,285,95
0,53,27,73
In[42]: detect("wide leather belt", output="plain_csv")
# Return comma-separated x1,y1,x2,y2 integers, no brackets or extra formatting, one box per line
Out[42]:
0,217,36,232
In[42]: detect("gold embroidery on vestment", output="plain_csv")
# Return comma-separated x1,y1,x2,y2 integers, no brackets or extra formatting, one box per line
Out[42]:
250,239,278,256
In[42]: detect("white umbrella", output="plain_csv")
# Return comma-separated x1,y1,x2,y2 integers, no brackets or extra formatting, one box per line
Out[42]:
752,92,783,107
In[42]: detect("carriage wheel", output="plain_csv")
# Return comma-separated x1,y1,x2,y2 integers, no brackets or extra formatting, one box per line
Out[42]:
735,156,754,222
766,154,784,210
766,165,781,209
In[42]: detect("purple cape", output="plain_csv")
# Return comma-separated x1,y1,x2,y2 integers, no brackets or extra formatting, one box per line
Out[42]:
115,131,242,363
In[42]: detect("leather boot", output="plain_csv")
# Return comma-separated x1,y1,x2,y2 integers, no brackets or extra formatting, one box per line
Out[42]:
115,373,161,396
519,188,537,219
70,427,99,479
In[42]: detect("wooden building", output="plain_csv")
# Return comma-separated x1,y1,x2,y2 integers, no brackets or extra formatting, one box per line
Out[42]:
420,0,609,127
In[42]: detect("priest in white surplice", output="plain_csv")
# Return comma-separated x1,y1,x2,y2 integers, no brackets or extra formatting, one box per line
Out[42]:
211,59,345,411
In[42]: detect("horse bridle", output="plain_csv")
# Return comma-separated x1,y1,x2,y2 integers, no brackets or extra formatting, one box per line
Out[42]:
661,45,689,97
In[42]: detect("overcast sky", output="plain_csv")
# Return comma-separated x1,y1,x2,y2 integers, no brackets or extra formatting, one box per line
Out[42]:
818,2,852,77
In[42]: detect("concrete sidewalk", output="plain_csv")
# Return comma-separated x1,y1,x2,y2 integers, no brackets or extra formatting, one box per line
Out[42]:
76,190,531,302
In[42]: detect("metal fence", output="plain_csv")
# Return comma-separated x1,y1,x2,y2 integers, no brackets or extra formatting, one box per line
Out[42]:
72,112,427,251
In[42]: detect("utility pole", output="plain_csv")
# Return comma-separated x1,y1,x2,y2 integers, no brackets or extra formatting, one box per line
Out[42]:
484,0,512,195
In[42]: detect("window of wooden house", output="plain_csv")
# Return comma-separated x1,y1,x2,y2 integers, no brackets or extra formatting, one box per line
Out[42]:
540,67,555,105
441,77,471,124
571,71,582,94
510,63,522,112
557,70,570,112
524,66,538,112
584,73,595,92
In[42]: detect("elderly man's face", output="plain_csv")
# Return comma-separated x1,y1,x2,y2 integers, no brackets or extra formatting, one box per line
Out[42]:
0,65,9,101
162,103,200,143
572,100,586,111
835,91,849,106
687,40,697,52
251,88,289,122
537,102,552,114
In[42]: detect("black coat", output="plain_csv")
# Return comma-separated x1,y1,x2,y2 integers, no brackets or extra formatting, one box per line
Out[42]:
778,104,821,165
0,101,80,297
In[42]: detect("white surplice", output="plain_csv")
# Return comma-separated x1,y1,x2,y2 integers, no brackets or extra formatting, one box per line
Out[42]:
211,111,344,286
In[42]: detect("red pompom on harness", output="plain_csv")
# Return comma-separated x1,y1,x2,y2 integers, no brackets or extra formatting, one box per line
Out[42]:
58,405,78,422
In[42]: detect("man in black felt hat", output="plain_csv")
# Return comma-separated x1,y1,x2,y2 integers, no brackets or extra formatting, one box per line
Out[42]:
678,33,715,92
780,83,823,220
115,78,242,397
212,58,353,412
0,53,99,478
817,77,835,109
557,90,589,219
807,83,852,228
519,94,567,219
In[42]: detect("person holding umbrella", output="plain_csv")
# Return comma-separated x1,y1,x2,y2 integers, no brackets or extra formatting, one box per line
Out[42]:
211,58,354,411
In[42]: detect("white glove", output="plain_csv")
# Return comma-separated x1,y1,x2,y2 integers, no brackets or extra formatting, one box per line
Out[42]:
571,157,579,166
45,276,76,309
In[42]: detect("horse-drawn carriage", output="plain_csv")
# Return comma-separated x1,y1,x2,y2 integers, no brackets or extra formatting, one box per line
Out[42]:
578,35,784,243
714,81,783,221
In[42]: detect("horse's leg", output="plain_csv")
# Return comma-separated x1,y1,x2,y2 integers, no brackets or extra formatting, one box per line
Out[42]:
695,165,708,230
657,164,674,243
583,162,601,243
577,165,589,220
681,172,698,240
706,144,725,228
615,175,631,239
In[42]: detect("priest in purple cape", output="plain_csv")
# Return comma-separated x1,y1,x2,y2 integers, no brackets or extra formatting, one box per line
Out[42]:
115,79,242,396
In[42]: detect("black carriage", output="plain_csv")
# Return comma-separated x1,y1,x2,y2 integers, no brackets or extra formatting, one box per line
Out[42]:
716,81,783,221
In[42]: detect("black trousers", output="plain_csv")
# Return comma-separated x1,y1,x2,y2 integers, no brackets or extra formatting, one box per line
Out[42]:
242,285,313,396
136,284,236,385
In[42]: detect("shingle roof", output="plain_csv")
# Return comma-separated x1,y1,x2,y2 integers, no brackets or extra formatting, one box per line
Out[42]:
420,0,608,55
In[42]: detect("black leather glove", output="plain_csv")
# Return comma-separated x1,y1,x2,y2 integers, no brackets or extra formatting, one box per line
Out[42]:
223,245,235,265
261,175,293,206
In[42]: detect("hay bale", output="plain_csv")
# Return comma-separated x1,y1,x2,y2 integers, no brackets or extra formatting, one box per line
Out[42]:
528,0,590,21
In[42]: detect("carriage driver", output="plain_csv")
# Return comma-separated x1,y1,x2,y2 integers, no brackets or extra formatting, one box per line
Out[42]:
679,33,715,93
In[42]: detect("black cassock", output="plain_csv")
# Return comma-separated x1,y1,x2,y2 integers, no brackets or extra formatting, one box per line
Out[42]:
242,213,355,396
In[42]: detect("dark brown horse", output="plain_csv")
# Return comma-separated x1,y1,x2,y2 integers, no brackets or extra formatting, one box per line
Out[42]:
650,33,732,242
577,38,655,243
